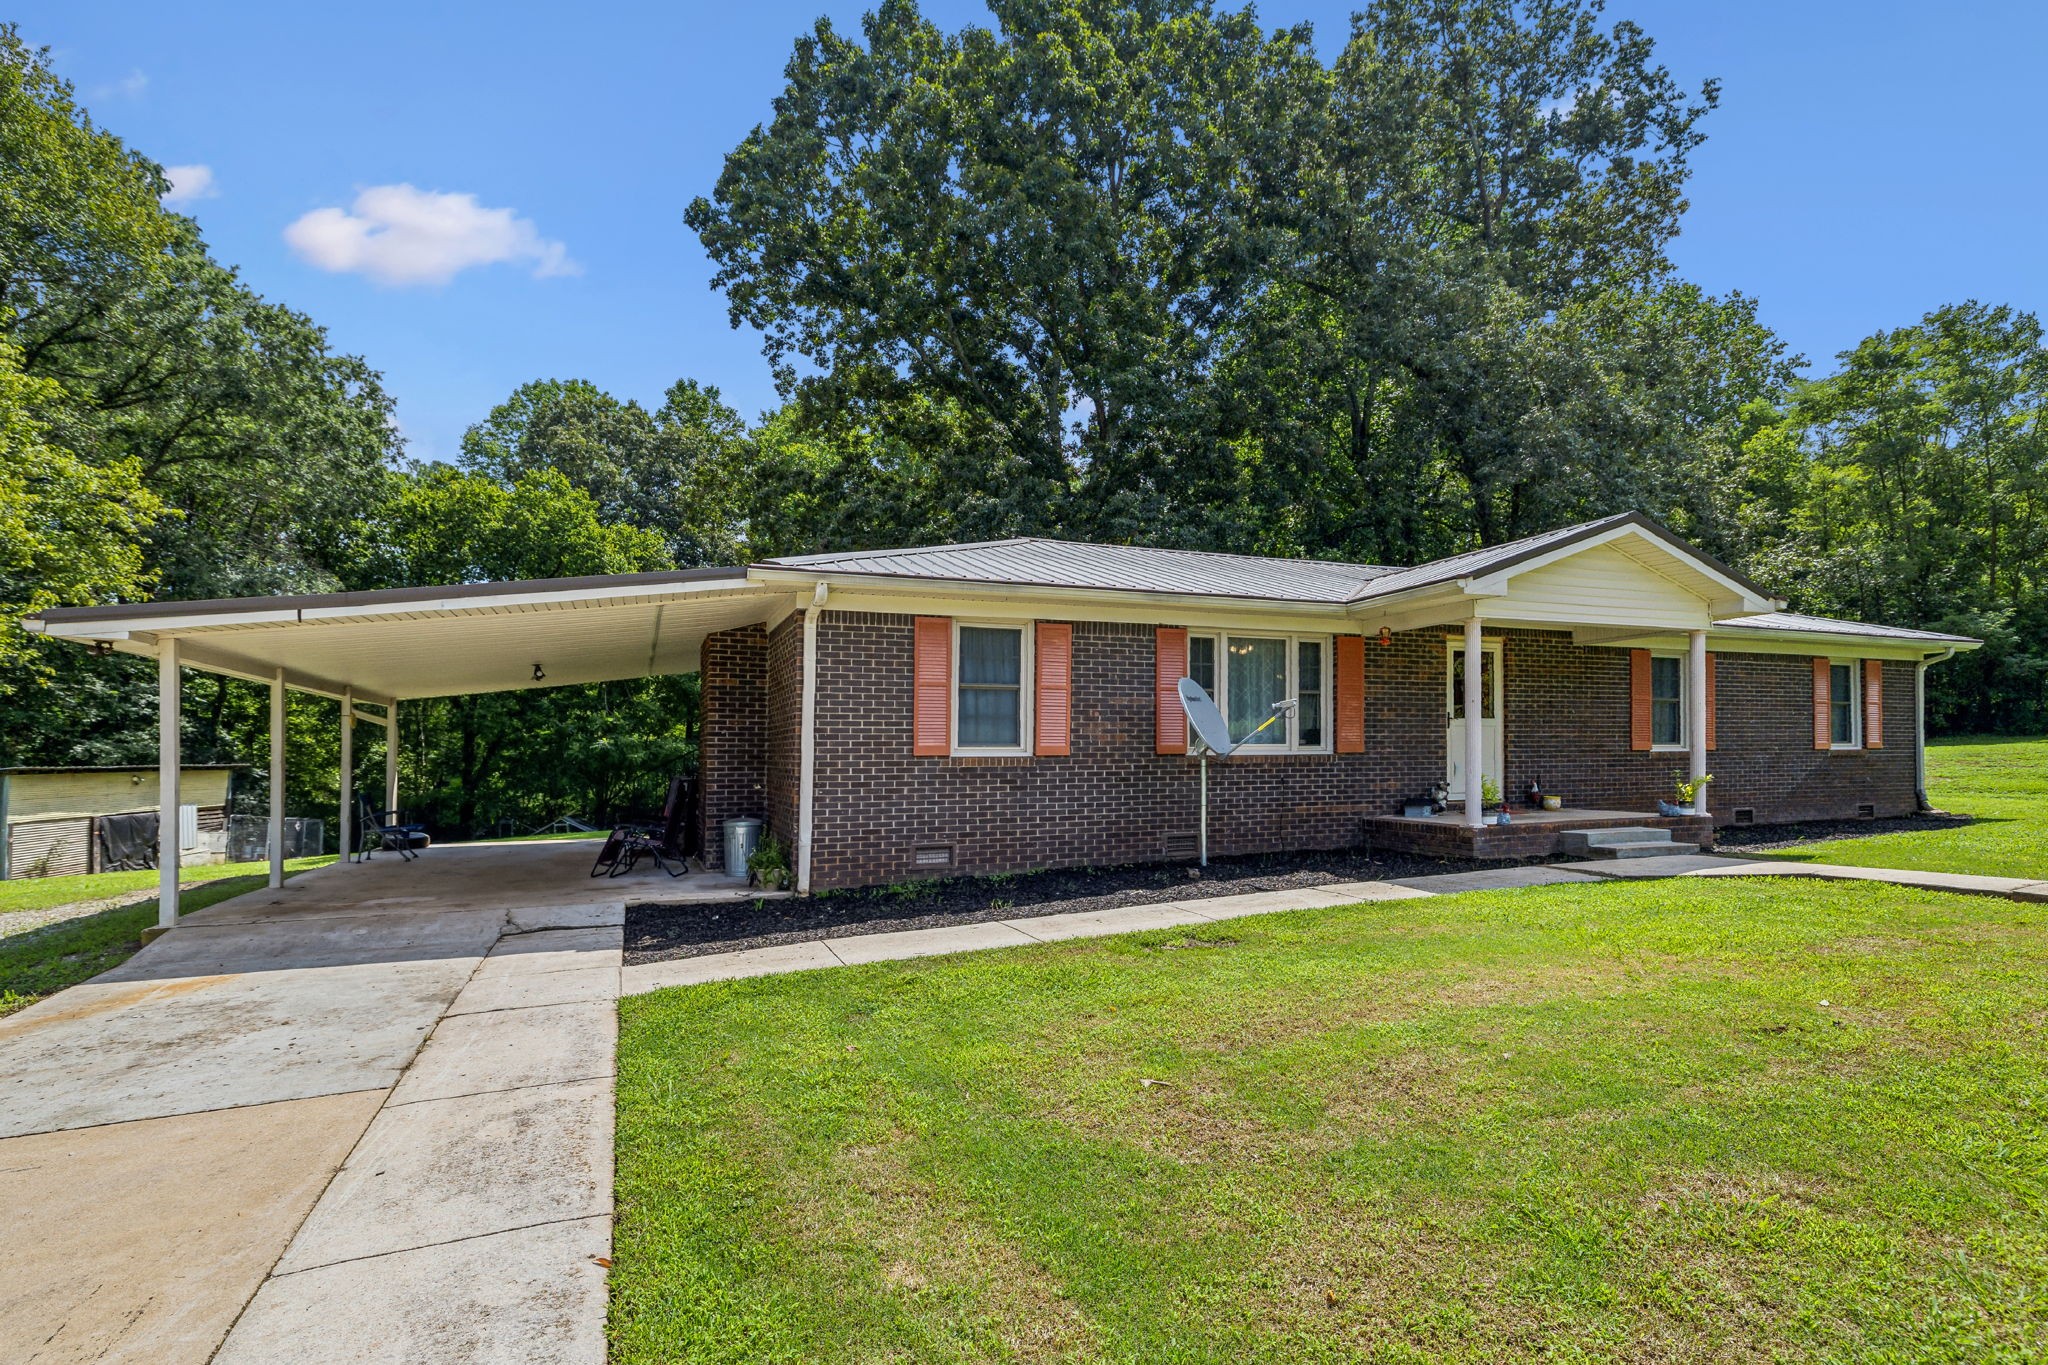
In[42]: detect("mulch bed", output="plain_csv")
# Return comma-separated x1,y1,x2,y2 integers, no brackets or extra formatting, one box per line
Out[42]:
1712,811,1976,852
624,848,1543,966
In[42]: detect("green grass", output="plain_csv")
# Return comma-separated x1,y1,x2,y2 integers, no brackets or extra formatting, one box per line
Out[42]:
0,855,331,917
1769,735,2048,879
0,857,333,1016
614,879,2048,1363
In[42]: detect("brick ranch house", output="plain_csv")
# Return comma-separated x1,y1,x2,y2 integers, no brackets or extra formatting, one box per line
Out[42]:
23,512,1977,900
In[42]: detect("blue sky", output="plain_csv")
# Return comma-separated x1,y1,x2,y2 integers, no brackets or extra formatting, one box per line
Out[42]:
19,1,2046,464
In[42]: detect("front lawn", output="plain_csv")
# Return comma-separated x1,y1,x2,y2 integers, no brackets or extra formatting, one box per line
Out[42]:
614,878,2048,1362
0,855,332,918
1769,735,2047,879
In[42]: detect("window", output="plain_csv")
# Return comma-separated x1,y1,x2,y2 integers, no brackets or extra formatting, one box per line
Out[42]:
1184,632,1330,753
1650,654,1684,748
1296,640,1324,748
1829,661,1858,747
1188,635,1217,700
956,624,1026,751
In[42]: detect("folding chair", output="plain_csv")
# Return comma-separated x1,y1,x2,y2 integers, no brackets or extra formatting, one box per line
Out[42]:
590,776,692,879
356,794,427,861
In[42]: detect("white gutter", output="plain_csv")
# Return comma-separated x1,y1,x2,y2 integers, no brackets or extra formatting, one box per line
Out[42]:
795,582,828,895
1916,647,1955,811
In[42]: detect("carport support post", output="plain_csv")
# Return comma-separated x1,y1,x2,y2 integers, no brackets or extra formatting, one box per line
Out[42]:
1463,616,1484,829
268,669,286,889
1688,629,1710,818
339,686,353,862
157,638,181,928
384,701,399,816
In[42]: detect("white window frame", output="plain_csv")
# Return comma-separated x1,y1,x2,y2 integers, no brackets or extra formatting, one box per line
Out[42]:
1828,658,1862,750
951,620,1033,756
1184,631,1332,755
1648,651,1687,752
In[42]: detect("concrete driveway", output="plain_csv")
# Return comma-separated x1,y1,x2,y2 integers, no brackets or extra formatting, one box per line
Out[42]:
0,840,733,1364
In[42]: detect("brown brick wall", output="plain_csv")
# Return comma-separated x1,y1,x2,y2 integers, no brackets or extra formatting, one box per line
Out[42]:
808,613,1442,890
801,614,1923,889
697,624,768,870
1500,631,1917,821
764,615,805,858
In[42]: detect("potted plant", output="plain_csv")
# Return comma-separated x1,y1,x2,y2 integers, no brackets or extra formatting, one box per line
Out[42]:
747,833,793,890
1662,771,1713,817
1480,775,1502,810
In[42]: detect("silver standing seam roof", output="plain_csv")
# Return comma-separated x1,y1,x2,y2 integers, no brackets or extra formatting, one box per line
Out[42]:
763,538,1403,604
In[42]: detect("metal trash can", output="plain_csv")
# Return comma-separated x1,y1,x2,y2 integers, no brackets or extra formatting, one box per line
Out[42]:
722,817,764,874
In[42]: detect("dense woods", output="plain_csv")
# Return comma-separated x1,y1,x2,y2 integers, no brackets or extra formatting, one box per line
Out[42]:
1,3,2040,839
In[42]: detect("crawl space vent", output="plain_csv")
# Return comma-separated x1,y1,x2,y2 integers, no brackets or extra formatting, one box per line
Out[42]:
1856,802,1877,819
1162,832,1199,859
912,845,954,869
1732,808,1756,826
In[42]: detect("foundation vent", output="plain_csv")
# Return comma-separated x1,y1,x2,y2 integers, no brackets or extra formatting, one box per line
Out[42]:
912,844,954,869
1856,802,1877,819
1163,832,1199,859
1732,808,1756,826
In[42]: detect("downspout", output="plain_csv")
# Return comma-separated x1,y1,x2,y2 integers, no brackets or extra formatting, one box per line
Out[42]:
1916,648,1953,811
796,582,828,895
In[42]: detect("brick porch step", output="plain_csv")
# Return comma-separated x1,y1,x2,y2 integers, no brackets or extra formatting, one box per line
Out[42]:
1554,827,1699,859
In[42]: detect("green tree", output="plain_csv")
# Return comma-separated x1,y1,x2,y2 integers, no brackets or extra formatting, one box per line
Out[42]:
460,377,752,567
1739,302,2047,732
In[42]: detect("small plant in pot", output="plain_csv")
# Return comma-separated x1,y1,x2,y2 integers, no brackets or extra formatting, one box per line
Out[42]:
1480,775,1503,810
747,833,793,890
1661,771,1713,817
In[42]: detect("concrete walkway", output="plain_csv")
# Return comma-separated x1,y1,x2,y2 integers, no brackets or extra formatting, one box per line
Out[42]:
0,840,674,1365
621,855,2048,996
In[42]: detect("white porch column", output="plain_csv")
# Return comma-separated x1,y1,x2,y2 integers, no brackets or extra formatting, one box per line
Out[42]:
339,686,354,862
268,669,286,889
384,701,400,816
1688,628,1709,818
157,638,181,928
1463,616,1484,829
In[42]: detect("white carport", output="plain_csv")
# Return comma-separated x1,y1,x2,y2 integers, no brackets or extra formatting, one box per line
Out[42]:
23,568,794,925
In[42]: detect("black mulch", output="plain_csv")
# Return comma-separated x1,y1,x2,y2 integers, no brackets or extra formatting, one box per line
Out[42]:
1712,811,1977,852
624,848,1546,966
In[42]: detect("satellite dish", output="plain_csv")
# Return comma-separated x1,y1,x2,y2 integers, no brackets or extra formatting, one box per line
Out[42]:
1177,677,1235,755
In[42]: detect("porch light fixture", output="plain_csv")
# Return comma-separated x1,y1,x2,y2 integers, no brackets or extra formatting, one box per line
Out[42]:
1378,626,1392,648
90,639,115,657
531,662,546,682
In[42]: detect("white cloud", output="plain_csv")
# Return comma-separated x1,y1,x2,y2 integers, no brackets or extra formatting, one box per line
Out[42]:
283,184,579,287
160,164,217,205
91,69,148,100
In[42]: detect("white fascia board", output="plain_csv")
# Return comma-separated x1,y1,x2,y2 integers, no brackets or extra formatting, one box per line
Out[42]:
31,607,302,637
1463,524,1782,614
1707,628,1977,660
298,577,761,624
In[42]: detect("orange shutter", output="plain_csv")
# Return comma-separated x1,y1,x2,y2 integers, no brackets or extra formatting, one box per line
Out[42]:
1704,653,1717,751
1628,650,1652,751
1863,660,1883,748
1334,635,1365,753
1812,657,1831,750
1034,623,1072,756
913,617,951,756
1155,627,1188,755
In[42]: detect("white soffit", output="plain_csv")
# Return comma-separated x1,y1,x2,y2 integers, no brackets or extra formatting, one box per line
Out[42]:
72,582,787,701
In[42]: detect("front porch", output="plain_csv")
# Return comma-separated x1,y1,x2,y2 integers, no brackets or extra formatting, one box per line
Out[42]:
1365,807,1716,860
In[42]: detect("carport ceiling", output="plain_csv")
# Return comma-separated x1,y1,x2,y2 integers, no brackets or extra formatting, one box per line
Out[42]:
24,570,792,704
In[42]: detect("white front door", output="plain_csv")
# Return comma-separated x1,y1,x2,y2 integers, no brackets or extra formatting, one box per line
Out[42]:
1445,641,1504,802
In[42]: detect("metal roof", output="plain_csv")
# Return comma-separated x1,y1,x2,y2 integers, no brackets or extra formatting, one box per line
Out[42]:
24,565,747,626
1714,612,1979,645
761,538,1401,603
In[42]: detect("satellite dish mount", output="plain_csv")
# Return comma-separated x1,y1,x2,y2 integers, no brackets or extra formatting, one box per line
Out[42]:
1175,677,1296,867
